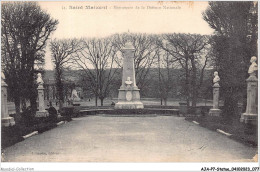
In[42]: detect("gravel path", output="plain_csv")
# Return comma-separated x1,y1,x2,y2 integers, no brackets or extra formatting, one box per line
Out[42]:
2,116,257,162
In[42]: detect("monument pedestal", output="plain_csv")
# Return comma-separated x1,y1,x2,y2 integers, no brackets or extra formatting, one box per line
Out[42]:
1,117,15,127
35,111,49,118
115,88,143,109
1,75,15,127
115,87,144,109
115,101,144,109
36,81,49,118
240,74,257,125
209,83,221,117
209,109,222,117
72,102,81,106
240,113,257,125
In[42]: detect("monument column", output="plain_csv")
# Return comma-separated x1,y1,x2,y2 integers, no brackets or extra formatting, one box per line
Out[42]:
209,71,222,116
115,39,144,109
1,72,15,127
35,73,49,117
240,56,258,125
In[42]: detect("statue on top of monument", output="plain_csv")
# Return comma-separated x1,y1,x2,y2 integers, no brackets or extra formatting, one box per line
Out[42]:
37,73,44,85
213,71,220,86
248,56,257,76
125,77,133,87
123,31,134,50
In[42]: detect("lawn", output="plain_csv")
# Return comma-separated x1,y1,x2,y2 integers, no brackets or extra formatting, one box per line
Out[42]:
185,115,257,147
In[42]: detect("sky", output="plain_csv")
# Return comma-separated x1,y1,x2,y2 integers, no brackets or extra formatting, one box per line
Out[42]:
39,1,214,70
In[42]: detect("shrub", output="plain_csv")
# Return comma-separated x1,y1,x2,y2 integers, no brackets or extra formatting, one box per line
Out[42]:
60,107,73,121
48,106,58,123
2,106,73,149
20,106,37,127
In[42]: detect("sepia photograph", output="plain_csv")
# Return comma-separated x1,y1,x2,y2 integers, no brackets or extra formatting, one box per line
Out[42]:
1,0,258,171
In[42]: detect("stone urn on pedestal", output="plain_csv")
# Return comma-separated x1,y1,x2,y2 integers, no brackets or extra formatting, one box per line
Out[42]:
1,72,15,127
209,71,222,116
240,56,258,125
115,39,144,109
35,73,49,117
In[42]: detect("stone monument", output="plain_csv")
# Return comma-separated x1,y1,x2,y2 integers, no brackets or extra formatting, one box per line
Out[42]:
1,71,15,127
70,88,81,106
71,89,80,102
240,56,258,124
35,73,49,117
209,71,222,116
115,38,144,109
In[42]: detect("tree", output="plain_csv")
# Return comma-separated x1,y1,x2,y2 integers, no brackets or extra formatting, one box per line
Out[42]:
1,2,58,118
73,37,120,106
50,39,82,108
157,33,210,110
203,1,258,119
156,49,177,105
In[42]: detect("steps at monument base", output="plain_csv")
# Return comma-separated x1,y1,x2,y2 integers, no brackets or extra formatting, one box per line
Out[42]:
99,114,157,117
79,108,179,116
144,105,179,109
79,109,114,116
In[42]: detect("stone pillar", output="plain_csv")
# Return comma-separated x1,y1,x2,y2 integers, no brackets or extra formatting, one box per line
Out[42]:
240,58,258,124
240,75,258,124
35,73,49,117
240,56,258,125
209,71,222,116
1,72,15,127
115,40,144,109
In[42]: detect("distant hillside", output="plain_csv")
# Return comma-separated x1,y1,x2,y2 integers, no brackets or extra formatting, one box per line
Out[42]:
42,68,214,99
43,70,83,84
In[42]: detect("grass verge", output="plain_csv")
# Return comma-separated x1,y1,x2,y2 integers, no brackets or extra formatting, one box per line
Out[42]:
185,115,257,147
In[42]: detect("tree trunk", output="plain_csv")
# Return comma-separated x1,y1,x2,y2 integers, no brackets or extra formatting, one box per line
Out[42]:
21,98,26,111
27,58,37,113
191,58,197,109
56,67,64,110
185,57,190,108
95,95,98,107
223,86,238,122
30,94,37,113
186,98,190,108
191,82,197,108
158,54,163,106
57,81,64,109
59,100,63,110
14,97,21,121
100,98,104,106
